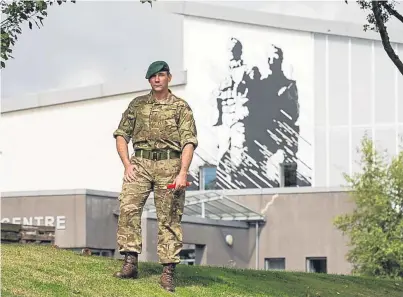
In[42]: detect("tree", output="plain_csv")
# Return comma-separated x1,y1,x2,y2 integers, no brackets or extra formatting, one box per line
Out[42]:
334,134,403,279
0,0,155,69
1,0,73,68
346,1,403,75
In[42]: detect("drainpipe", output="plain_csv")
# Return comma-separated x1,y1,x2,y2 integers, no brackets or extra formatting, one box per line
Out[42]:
255,221,259,269
201,202,205,218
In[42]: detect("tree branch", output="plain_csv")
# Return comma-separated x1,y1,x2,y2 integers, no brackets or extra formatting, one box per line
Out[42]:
371,1,403,75
381,1,403,23
1,18,11,27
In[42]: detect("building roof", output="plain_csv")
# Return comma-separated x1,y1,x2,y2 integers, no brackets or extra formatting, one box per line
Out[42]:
143,191,265,223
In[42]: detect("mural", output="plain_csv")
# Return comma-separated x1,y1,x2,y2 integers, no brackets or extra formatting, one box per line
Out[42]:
185,30,313,190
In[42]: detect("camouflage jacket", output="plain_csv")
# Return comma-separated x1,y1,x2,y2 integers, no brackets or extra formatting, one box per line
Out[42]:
113,90,198,152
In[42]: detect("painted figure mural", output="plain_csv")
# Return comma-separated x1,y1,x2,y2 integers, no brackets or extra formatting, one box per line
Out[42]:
188,37,312,190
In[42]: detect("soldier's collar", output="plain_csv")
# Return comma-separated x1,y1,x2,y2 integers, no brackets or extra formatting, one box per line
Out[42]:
148,89,174,104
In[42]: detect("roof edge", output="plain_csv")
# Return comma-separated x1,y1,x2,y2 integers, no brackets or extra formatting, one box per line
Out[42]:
144,212,251,228
1,70,187,114
1,186,350,198
155,1,403,43
1,189,119,198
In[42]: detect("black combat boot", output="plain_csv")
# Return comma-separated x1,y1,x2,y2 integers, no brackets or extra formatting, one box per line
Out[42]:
160,263,176,292
113,252,138,279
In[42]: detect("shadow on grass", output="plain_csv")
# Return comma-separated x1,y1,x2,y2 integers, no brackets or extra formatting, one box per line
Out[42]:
136,262,228,288
133,261,403,296
71,250,403,296
3,245,403,297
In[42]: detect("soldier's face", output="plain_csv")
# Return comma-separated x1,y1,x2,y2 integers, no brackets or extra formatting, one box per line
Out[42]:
149,71,171,92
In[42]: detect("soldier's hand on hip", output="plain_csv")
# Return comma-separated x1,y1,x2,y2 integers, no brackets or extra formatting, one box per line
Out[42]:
123,164,136,183
173,173,187,190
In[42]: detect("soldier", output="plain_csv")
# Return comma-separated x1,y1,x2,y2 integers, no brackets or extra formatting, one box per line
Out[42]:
112,61,198,292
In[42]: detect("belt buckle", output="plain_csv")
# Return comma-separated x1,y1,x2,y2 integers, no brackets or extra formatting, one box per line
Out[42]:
151,151,158,160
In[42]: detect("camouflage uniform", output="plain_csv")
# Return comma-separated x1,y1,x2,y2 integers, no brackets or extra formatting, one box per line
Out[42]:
113,91,197,264
112,61,197,292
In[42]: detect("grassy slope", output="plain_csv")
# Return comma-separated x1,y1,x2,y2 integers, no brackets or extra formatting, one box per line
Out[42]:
1,244,402,297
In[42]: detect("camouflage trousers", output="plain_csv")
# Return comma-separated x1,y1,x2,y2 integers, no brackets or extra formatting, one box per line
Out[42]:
116,155,185,264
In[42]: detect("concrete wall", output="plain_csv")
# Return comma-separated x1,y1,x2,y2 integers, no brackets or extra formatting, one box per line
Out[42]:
0,193,87,248
0,190,120,250
111,187,358,275
0,188,356,274
144,213,251,268
86,194,119,250
226,188,355,274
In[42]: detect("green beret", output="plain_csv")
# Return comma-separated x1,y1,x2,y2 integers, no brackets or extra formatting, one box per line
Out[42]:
145,61,170,79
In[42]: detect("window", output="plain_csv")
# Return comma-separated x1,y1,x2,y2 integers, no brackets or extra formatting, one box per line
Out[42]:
199,166,217,190
264,258,286,270
74,248,114,257
306,257,327,273
279,162,297,187
179,244,196,265
100,250,113,257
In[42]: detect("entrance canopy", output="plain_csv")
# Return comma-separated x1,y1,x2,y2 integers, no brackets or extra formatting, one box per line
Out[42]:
144,191,265,222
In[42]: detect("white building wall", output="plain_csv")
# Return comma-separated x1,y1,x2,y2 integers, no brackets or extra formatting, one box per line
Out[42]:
314,34,403,187
2,1,403,192
1,85,187,192
182,16,315,189
1,1,186,193
179,14,403,189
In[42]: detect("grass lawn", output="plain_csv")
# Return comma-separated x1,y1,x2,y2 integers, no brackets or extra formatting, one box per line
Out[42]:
1,244,402,297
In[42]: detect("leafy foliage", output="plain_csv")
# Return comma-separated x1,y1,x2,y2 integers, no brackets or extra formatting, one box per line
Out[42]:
347,0,403,75
1,0,76,68
355,0,400,32
140,0,155,6
334,134,403,279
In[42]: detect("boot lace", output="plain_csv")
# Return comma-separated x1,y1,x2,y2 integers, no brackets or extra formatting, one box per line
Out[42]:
162,265,174,284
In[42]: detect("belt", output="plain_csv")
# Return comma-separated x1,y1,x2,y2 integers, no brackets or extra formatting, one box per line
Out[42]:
134,149,181,161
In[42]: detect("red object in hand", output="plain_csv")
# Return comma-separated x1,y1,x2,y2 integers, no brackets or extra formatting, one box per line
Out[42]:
167,182,191,189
